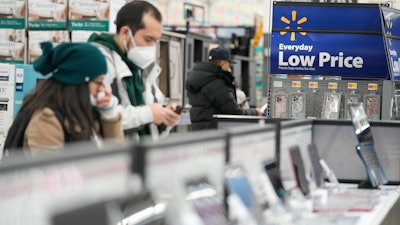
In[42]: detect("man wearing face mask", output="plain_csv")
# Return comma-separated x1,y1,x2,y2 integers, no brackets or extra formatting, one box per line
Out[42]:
186,46,262,131
88,0,180,139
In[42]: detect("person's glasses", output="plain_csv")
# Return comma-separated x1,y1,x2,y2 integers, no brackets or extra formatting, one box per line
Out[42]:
90,80,105,89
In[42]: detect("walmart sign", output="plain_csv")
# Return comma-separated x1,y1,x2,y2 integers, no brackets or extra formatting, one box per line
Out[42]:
270,2,390,79
382,7,400,80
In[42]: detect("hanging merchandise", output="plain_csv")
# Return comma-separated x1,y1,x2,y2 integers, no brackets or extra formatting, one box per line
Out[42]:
344,93,361,120
392,91,400,119
363,94,381,121
271,91,288,118
289,91,306,118
321,91,342,119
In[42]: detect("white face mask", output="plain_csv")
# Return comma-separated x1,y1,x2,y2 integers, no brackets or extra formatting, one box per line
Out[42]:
90,94,97,106
125,30,156,69
90,91,105,106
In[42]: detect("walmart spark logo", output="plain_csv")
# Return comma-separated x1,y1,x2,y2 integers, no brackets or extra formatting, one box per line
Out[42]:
280,10,307,41
385,15,393,45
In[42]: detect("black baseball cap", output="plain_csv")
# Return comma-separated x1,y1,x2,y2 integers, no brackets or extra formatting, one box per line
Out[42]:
208,46,236,64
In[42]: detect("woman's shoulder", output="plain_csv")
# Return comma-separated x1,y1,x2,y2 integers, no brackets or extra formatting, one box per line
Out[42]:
32,107,56,117
29,107,62,126
24,107,65,152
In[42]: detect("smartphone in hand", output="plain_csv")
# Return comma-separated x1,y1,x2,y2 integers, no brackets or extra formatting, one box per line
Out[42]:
175,106,183,114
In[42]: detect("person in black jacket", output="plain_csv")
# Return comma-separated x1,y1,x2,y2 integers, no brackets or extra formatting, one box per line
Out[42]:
186,46,261,130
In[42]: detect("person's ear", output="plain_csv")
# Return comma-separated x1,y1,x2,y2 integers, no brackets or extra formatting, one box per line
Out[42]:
120,26,131,39
223,61,230,69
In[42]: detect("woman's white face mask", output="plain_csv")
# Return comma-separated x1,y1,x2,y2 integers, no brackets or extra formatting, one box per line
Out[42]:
125,29,156,69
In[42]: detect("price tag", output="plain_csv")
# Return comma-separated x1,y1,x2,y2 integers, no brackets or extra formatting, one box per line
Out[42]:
347,83,358,89
292,81,302,88
328,82,338,89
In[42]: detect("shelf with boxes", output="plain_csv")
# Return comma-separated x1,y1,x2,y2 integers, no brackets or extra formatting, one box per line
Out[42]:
0,0,125,65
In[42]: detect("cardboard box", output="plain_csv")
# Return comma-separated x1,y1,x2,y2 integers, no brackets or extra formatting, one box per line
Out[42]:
28,0,67,30
0,0,26,29
69,0,110,31
28,30,70,63
71,30,98,42
0,29,25,64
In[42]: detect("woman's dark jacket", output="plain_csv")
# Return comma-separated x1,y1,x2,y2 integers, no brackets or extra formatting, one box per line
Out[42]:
186,62,258,130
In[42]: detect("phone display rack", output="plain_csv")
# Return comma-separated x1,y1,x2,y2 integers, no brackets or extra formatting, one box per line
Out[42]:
267,77,384,120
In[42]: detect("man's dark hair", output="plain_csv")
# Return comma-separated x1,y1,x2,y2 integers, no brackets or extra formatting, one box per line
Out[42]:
115,0,162,35
210,60,224,66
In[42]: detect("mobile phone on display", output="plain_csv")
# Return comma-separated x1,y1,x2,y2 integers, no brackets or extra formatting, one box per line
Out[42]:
356,144,387,188
307,144,324,188
289,145,310,195
185,178,229,225
224,165,265,224
348,102,388,188
264,160,285,198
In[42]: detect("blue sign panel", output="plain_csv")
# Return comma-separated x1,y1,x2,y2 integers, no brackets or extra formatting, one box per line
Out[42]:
272,4,382,32
382,8,400,37
270,3,389,79
14,65,40,118
385,38,400,80
270,31,389,79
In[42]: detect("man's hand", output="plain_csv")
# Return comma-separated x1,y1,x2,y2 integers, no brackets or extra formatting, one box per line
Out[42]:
150,103,181,126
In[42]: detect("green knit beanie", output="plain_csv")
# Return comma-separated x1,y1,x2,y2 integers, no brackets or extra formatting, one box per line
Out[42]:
33,41,107,85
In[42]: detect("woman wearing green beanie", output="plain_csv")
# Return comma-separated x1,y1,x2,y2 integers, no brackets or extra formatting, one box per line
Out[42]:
3,41,124,157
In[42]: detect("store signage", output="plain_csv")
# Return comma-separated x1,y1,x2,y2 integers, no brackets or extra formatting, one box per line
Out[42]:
382,7,400,80
270,3,390,79
382,8,400,37
271,4,382,32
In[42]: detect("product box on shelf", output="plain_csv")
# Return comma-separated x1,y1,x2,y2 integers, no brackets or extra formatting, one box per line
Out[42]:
69,0,110,31
0,0,26,29
28,0,67,30
0,63,15,154
0,29,25,64
70,30,98,42
28,30,69,63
